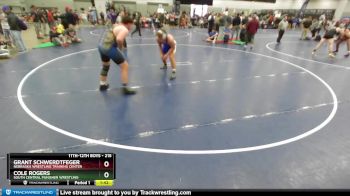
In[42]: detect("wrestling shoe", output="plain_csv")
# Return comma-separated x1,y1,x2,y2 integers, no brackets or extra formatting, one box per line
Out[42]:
170,72,176,80
312,49,316,56
123,87,136,95
99,84,109,91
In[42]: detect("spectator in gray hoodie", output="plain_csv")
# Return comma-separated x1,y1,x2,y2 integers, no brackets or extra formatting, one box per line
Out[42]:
3,5,27,53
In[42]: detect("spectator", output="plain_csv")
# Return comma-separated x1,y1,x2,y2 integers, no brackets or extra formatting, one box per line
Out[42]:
56,18,65,34
100,11,105,25
0,9,13,47
80,8,88,24
65,24,81,44
241,15,248,28
207,12,215,34
218,13,226,38
116,11,125,24
89,5,98,26
73,10,80,26
53,8,60,22
47,8,55,29
49,26,68,47
39,9,48,36
131,12,141,37
206,29,218,43
179,11,188,29
232,14,241,40
108,9,117,25
3,5,27,53
30,5,43,39
62,6,76,29
245,15,259,50
292,17,298,30
0,38,10,58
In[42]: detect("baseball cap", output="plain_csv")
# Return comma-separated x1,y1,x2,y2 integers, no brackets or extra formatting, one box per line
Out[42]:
2,5,10,12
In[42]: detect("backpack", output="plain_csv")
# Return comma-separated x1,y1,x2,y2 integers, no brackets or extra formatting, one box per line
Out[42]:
17,18,27,30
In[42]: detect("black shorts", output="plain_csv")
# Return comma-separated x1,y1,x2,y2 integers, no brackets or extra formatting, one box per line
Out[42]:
323,35,334,39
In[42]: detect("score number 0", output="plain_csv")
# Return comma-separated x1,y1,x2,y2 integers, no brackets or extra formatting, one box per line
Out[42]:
104,161,110,178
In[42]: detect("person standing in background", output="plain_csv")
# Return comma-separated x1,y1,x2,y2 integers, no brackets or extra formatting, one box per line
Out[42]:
232,13,241,40
207,12,215,34
116,11,125,24
218,13,226,38
319,13,326,23
241,14,248,28
109,8,117,25
30,5,43,39
53,8,60,23
276,15,288,43
131,12,141,37
39,9,48,36
100,11,105,25
292,17,298,30
89,5,98,26
179,11,188,29
3,5,27,53
159,13,165,28
245,15,259,50
73,10,80,27
47,8,55,29
62,6,77,29
80,8,88,25
224,11,232,32
0,9,13,48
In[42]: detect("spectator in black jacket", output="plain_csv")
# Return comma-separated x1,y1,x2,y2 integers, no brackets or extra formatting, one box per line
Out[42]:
231,14,241,40
3,5,26,53
207,13,215,34
62,6,76,29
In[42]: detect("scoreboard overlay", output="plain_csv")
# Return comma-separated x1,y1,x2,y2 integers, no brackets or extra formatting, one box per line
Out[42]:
7,153,115,186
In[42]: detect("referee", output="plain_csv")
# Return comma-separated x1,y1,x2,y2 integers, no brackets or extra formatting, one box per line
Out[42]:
277,15,289,43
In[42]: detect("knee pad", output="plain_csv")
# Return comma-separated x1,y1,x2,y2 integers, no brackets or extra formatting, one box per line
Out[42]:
100,65,110,76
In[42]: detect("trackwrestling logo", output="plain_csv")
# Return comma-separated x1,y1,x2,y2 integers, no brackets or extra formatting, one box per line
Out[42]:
1,188,56,196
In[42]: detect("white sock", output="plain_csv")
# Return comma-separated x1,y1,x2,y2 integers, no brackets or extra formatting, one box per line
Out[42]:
172,69,176,73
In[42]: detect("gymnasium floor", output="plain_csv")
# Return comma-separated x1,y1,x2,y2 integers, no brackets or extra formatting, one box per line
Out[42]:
1,27,350,189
